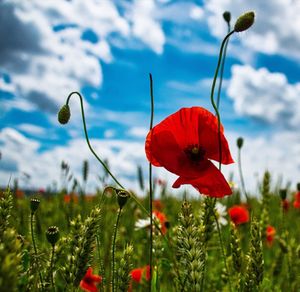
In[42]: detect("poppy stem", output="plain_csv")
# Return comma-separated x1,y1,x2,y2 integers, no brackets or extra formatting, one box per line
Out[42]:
210,30,234,170
216,23,231,110
149,73,155,289
49,244,55,291
212,199,232,292
111,207,122,292
64,92,154,222
30,212,44,290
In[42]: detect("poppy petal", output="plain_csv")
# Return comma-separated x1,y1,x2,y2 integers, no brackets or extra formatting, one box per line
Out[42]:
80,280,98,292
145,107,233,169
172,161,232,197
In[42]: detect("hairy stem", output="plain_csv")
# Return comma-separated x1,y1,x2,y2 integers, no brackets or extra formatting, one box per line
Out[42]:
111,208,122,292
216,23,231,110
148,73,155,290
30,213,44,290
209,30,234,170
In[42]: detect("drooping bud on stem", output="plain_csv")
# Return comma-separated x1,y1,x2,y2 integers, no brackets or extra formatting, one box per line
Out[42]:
223,11,231,24
234,11,255,32
46,226,60,246
237,137,244,149
58,104,71,124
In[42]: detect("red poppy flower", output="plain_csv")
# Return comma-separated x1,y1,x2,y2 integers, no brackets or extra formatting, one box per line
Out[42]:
228,205,249,225
293,191,300,209
294,200,300,209
266,225,276,246
145,107,234,198
153,210,168,234
80,267,102,292
130,268,143,283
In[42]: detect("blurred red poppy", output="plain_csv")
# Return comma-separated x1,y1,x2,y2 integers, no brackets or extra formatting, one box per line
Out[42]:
130,268,143,283
80,267,102,292
145,107,234,198
293,191,300,209
153,210,168,234
266,225,276,246
228,205,249,225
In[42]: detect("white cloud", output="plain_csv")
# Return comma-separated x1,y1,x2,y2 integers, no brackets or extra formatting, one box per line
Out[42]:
128,0,165,54
17,124,46,136
227,65,300,128
128,127,148,139
203,0,300,58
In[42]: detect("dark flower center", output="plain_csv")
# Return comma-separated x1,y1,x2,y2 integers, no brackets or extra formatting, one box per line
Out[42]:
184,144,206,163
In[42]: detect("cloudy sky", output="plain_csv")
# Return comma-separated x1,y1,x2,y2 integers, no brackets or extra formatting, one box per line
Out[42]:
1,0,300,196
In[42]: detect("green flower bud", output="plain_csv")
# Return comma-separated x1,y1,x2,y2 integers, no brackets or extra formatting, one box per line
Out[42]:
234,11,255,32
223,11,231,23
30,198,40,214
46,226,60,246
58,104,71,124
297,182,300,191
237,137,244,149
279,189,287,200
116,189,130,210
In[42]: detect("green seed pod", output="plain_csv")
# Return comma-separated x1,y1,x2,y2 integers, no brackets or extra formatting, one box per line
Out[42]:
116,189,130,210
237,137,244,149
234,11,255,32
46,226,60,246
223,11,231,23
30,198,40,214
279,189,287,200
58,104,71,124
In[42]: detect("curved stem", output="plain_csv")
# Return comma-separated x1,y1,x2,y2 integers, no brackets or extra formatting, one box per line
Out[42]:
111,208,122,292
216,24,231,110
31,213,44,290
50,245,55,291
238,148,249,202
65,92,150,219
149,73,154,290
210,30,234,170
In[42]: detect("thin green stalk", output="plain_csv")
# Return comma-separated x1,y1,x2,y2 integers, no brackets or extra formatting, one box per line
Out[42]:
216,23,231,110
149,73,154,290
238,147,249,201
50,245,55,291
209,30,234,170
212,200,232,292
111,208,122,292
30,213,44,290
207,31,234,292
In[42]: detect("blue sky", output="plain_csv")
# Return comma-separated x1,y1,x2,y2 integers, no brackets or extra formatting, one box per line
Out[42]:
1,0,300,195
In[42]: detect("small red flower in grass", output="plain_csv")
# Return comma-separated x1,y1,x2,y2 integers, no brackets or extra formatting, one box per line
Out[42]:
153,210,168,234
266,225,276,246
145,107,234,198
228,205,249,225
80,267,102,292
130,267,143,283
293,191,300,209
